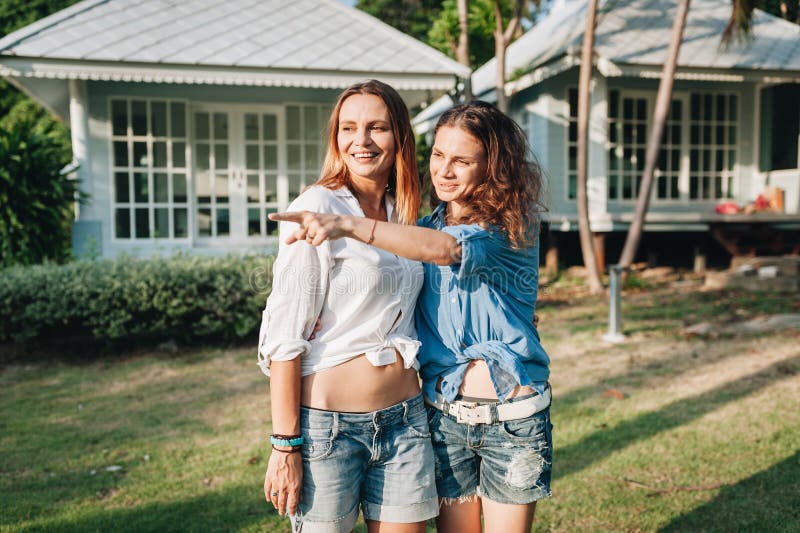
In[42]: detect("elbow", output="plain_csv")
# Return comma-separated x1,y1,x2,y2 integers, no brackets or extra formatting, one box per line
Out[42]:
431,242,461,266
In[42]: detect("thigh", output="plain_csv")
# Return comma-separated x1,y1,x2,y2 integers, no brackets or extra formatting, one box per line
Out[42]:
296,413,365,531
481,499,537,533
436,497,482,533
426,406,481,501
477,407,553,506
362,398,438,524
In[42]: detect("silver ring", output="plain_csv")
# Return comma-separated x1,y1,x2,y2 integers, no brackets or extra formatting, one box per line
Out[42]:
271,491,278,497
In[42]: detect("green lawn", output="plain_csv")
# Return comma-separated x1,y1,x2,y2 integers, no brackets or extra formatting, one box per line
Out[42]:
1,277,798,532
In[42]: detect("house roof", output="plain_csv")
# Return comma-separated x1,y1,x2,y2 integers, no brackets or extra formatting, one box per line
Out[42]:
414,0,800,128
0,0,469,90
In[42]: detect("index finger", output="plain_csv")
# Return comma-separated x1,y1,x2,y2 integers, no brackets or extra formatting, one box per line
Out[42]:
268,211,304,223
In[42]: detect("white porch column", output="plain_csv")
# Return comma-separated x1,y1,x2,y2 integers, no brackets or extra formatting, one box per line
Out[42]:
588,75,609,225
69,79,90,220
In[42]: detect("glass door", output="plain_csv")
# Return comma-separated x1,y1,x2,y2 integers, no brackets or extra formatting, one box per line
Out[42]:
192,105,285,243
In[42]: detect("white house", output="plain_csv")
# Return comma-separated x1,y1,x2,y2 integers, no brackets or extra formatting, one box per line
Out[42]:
415,0,800,265
0,0,469,258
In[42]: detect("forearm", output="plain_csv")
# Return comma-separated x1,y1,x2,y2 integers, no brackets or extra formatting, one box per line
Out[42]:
269,358,302,437
347,216,461,265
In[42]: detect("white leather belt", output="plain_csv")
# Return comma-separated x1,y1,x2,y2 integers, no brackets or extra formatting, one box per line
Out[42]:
424,386,551,425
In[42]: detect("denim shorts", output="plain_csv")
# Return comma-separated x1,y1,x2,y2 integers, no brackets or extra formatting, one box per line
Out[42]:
426,393,553,505
290,393,438,532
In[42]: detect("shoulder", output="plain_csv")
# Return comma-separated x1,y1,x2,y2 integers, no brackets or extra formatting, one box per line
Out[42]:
288,186,345,213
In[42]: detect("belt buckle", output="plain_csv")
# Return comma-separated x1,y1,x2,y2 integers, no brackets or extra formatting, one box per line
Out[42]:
455,402,487,425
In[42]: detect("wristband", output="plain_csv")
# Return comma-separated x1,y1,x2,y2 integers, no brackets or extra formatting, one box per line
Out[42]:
272,446,302,454
367,218,378,245
270,435,304,447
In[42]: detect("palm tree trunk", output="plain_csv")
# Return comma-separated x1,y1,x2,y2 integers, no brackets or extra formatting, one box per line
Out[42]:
576,0,604,294
457,0,472,101
618,0,690,269
493,0,523,114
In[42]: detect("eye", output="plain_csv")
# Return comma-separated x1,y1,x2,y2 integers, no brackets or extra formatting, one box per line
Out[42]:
430,152,442,159
370,125,388,131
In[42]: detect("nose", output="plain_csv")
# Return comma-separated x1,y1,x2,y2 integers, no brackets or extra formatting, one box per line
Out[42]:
354,127,372,147
433,158,454,179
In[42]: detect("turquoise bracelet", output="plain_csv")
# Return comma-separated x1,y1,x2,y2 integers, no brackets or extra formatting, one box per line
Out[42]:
270,435,304,447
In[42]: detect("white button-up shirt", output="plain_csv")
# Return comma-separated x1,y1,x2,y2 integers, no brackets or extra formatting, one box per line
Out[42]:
257,186,424,377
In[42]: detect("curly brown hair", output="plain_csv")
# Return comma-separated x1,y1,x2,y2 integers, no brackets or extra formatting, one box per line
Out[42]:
316,80,420,225
429,100,546,248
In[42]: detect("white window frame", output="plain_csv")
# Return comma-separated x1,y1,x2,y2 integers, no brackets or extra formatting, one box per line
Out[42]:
108,97,192,242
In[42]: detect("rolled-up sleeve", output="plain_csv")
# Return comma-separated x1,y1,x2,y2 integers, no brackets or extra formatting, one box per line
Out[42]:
441,224,498,278
257,193,332,377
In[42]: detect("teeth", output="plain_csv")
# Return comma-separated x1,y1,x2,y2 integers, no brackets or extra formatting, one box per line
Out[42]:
353,153,376,159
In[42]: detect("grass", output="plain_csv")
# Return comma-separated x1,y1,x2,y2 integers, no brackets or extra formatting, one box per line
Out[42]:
1,276,798,532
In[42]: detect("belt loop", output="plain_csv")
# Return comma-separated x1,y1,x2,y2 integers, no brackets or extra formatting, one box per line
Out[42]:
401,399,409,425
489,403,499,424
331,412,339,439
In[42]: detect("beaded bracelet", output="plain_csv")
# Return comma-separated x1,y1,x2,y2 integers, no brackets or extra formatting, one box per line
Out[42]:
270,435,304,448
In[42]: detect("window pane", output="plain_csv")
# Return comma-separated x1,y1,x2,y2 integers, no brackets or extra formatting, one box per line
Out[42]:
568,122,577,142
304,106,320,140
134,172,149,203
690,176,699,199
172,142,186,168
671,176,679,199
171,103,186,137
215,173,229,203
657,177,667,198
246,145,260,170
173,173,187,203
716,95,725,120
115,208,130,238
636,99,646,120
265,173,278,202
622,175,632,198
623,98,633,120
174,208,188,238
248,207,262,236
132,101,147,135
568,89,578,117
247,174,260,202
264,114,277,140
196,144,209,171
112,101,127,136
305,144,319,171
115,172,130,202
135,208,150,238
154,208,169,238
264,145,278,170
217,208,229,236
568,174,577,199
728,95,737,121
287,106,300,140
198,208,212,237
153,141,167,167
213,113,228,140
214,144,228,170
114,141,129,166
154,172,168,202
288,173,302,202
608,90,618,118
245,113,259,141
608,174,618,199
288,145,301,170
152,102,167,136
196,169,211,204
195,112,209,140
133,141,148,167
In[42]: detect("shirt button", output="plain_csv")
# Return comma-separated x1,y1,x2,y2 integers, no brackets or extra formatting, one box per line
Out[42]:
450,297,457,303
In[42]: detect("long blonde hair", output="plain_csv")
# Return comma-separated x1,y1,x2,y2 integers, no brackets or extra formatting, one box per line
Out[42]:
316,80,420,225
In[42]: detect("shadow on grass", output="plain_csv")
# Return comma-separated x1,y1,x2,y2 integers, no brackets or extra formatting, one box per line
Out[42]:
17,484,283,533
659,451,800,532
555,354,800,480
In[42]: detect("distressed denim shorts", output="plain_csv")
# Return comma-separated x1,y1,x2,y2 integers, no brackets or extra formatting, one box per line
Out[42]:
290,393,438,532
426,393,553,505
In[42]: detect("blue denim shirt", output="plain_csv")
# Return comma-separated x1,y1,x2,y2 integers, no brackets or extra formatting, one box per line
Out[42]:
415,203,550,403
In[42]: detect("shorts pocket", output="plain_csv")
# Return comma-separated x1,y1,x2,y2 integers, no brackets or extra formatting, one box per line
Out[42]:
404,406,431,439
301,425,334,462
499,411,548,441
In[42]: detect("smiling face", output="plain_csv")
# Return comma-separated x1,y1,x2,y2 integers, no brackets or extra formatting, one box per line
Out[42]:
336,94,396,187
429,126,488,218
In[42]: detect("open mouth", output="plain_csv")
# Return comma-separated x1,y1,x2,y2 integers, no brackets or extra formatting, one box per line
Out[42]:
351,152,378,161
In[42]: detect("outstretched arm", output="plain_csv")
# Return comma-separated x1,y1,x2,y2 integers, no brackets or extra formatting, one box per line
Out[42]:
269,211,462,266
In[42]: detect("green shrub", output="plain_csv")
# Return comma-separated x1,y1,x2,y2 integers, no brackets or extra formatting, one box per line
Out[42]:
0,101,76,267
0,253,274,351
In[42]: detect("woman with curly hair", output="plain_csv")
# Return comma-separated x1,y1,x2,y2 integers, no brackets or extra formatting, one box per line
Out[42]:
272,101,552,533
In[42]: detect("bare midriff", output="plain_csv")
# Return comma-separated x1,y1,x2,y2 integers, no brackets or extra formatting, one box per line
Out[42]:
301,351,420,412
457,360,537,400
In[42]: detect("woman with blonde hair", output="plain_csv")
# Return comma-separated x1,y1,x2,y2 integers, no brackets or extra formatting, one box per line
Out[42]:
273,100,552,533
258,79,437,532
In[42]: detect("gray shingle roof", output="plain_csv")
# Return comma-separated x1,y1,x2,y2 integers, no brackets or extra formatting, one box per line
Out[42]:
0,0,469,79
477,0,800,97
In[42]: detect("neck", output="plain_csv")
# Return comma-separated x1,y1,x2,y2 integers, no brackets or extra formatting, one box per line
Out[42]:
447,201,466,223
349,175,387,213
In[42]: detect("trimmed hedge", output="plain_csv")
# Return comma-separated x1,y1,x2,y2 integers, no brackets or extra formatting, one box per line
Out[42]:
0,254,274,350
